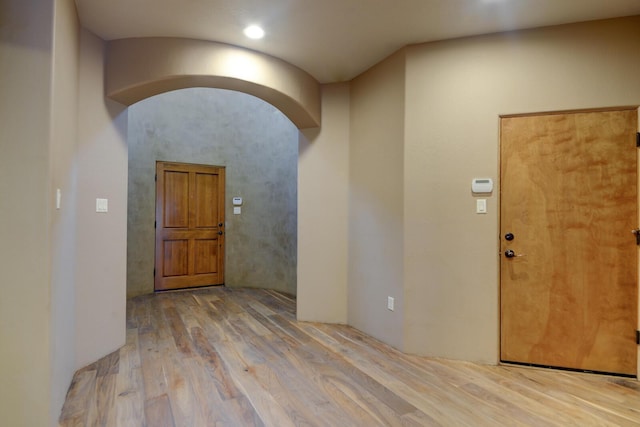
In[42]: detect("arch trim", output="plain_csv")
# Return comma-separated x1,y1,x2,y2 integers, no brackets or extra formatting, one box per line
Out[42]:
105,37,321,129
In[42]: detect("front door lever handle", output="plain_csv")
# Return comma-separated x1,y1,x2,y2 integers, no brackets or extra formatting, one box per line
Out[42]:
504,249,525,258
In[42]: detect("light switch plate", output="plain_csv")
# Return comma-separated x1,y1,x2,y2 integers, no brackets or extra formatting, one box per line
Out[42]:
233,206,241,215
96,198,108,213
476,199,487,214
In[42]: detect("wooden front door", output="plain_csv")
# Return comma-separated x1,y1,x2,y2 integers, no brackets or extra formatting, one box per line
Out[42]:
500,108,638,376
155,162,225,291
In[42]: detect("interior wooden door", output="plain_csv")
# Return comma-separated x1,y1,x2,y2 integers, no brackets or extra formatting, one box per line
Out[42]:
155,162,225,291
500,108,638,376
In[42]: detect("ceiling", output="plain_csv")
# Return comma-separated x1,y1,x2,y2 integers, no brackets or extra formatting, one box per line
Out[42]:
75,0,640,84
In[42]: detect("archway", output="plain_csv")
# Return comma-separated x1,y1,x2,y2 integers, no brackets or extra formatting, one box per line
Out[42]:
106,38,319,298
104,37,351,327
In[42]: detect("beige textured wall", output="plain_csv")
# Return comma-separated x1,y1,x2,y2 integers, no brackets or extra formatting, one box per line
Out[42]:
297,83,350,323
403,16,640,362
50,0,80,420
75,28,128,369
349,51,406,348
0,1,54,425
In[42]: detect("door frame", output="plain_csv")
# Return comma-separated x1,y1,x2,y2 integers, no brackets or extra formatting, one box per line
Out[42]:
497,106,640,377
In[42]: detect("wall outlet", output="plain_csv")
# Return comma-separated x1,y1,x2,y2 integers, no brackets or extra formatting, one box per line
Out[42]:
387,296,395,311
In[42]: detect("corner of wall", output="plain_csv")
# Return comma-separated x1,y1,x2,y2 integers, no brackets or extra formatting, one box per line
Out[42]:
348,51,406,350
49,0,82,423
0,1,55,425
74,26,128,369
297,83,350,324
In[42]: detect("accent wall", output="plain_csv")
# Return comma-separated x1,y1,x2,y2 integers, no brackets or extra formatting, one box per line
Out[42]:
127,88,298,297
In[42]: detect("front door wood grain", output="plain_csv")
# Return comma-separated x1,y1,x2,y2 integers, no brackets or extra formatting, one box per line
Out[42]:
500,108,638,376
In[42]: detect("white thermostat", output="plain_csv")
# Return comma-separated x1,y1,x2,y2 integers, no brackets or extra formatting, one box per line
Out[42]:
472,178,493,194
232,197,243,206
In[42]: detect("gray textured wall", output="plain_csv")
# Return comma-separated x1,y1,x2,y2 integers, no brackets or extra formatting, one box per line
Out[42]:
127,88,298,297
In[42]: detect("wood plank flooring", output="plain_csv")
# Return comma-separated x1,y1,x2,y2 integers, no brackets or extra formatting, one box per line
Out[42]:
59,287,640,426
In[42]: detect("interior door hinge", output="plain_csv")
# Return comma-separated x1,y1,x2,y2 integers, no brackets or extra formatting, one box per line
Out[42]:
155,173,157,182
636,330,640,345
154,220,157,229
636,132,640,148
153,268,156,277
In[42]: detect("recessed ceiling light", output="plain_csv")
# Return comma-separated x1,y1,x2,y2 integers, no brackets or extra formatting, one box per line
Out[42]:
243,25,264,40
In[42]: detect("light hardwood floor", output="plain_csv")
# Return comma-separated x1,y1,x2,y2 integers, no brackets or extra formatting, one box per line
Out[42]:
59,287,640,426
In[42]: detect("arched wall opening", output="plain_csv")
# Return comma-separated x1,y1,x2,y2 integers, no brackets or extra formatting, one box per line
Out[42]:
107,38,322,298
104,36,350,330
